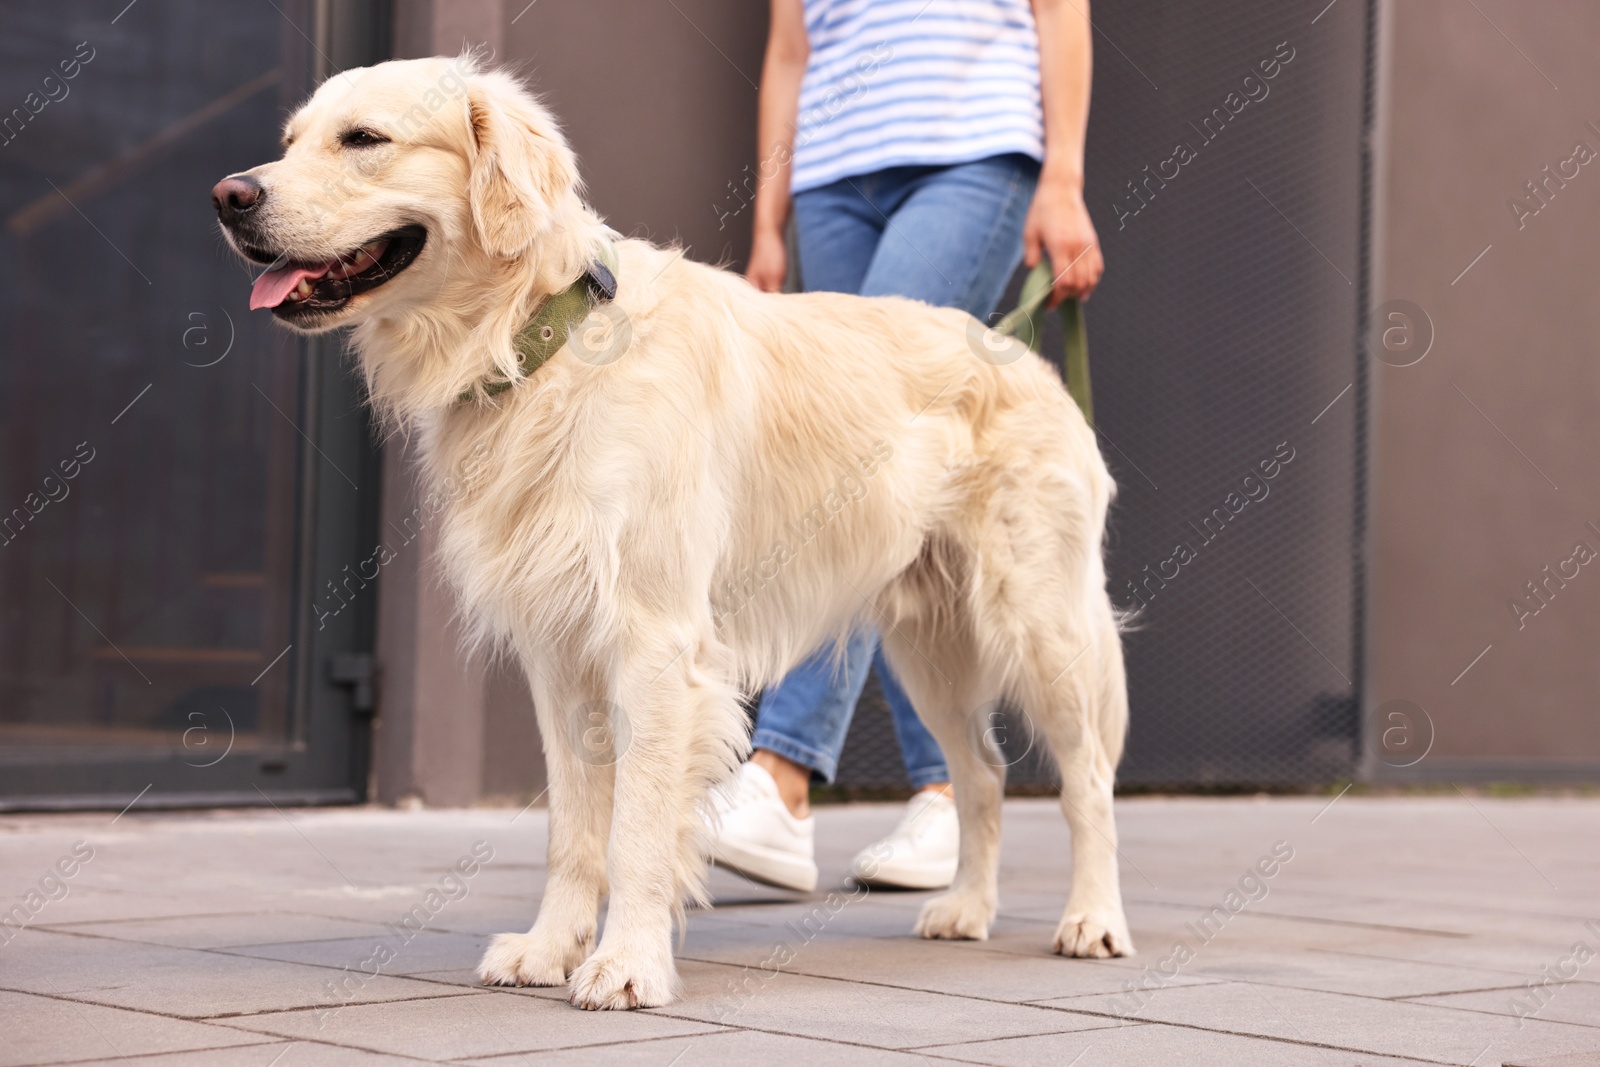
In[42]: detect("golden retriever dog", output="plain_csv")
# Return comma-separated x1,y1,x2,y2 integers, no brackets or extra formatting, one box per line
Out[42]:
212,55,1132,1010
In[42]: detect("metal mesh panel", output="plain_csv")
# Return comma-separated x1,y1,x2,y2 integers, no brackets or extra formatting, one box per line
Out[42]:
833,0,1369,790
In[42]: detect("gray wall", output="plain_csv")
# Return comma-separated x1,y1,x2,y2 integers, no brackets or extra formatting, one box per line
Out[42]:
369,0,1600,805
1368,0,1600,780
505,0,766,270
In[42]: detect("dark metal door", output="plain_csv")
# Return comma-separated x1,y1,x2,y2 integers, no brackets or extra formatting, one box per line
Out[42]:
0,1,390,809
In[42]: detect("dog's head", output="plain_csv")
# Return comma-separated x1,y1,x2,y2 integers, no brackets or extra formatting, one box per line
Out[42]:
212,55,582,333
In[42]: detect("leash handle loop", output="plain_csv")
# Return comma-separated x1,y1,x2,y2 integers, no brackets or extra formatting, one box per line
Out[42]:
994,259,1092,426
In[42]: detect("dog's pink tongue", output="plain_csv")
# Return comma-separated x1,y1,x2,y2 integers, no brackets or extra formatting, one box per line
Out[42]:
250,264,330,310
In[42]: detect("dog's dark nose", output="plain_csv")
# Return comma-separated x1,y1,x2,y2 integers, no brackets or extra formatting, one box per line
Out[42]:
211,175,264,225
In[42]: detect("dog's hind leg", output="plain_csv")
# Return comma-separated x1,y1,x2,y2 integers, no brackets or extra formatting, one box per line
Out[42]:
1018,598,1134,957
479,665,613,987
567,629,747,1010
877,598,1007,943
956,438,1133,958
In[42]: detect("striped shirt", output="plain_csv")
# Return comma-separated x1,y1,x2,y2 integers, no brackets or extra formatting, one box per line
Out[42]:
790,0,1045,193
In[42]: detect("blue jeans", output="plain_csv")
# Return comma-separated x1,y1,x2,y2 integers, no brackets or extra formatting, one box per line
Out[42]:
751,153,1039,785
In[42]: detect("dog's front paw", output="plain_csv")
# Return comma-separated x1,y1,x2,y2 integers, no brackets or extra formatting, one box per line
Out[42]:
914,891,995,941
478,928,593,987
1054,907,1134,958
567,947,679,1010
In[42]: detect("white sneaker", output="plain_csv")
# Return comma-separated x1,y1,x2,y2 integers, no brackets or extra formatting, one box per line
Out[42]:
709,762,818,892
851,789,960,890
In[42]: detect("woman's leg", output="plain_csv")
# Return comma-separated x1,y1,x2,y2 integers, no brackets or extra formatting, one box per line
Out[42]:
861,153,1041,785
750,628,876,792
747,157,1037,798
740,180,887,812
875,646,952,787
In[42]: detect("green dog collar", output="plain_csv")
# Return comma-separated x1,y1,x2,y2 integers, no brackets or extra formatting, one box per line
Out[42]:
460,240,619,403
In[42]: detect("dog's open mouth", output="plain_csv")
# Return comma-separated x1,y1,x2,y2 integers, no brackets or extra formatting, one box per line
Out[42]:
245,224,426,319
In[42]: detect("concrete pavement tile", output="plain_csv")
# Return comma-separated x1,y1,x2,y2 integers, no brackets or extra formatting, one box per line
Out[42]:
1175,944,1541,999
276,886,537,932
1219,887,1596,938
0,989,267,1067
40,1039,444,1066
1103,896,1479,943
39,912,397,949
226,930,488,976
706,864,817,906
958,912,1142,960
0,888,283,926
684,928,1214,1004
5,798,1600,1065
664,958,1115,1048
684,899,1080,965
678,899,940,960
463,1028,973,1066
1057,980,1600,1063
406,967,570,1002
1415,981,1600,1031
1503,1054,1600,1067
0,927,476,1018
224,988,724,1060
918,1022,1432,1067
1300,936,1596,979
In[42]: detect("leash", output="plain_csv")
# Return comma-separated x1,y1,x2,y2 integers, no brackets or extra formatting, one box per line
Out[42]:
458,238,619,403
993,259,1092,425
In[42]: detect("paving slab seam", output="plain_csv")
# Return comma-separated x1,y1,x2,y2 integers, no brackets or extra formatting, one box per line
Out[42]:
9,1035,455,1067
204,990,488,1021
672,951,1129,1037
812,924,1151,964
1309,946,1560,982
897,1027,1459,1066
1355,998,1600,1031
899,1023,1149,1052
911,1050,1102,1066
683,914,1160,968
990,992,1492,1065
421,1026,737,1061
1390,981,1600,1001
13,920,360,955
1043,976,1600,1033
1252,889,1600,927
0,981,327,1031
626,1014,1003,1066
15,926,500,1011
1039,973,1600,1020
25,921,397,956
197,1024,489,1064
0,937,488,1022
1121,898,1473,938
0,981,483,1030
4,1036,280,1067
649,955,1108,1058
675,943,1190,997
32,910,293,932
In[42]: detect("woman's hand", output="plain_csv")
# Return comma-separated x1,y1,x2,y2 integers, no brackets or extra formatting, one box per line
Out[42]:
746,227,788,293
1023,172,1103,306
747,0,807,294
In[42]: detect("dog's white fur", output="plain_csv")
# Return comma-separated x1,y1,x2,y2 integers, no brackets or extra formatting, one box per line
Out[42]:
220,55,1133,1010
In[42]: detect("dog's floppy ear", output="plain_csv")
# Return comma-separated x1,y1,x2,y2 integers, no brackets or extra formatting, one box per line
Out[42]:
465,73,578,259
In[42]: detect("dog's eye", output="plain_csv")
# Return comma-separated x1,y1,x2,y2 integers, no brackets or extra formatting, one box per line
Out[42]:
340,128,389,148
